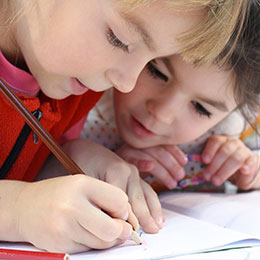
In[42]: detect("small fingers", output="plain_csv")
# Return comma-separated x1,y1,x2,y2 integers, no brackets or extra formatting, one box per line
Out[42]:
235,156,259,190
145,147,185,182
77,199,131,242
203,139,243,182
117,145,154,172
202,136,226,164
210,149,245,186
71,219,128,252
240,155,258,175
127,169,160,233
104,162,132,192
84,176,130,222
164,145,188,166
203,139,255,187
141,180,164,229
149,162,178,189
129,158,155,172
127,203,139,232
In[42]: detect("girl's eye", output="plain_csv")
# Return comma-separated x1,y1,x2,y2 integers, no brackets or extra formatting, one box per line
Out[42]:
106,28,129,53
191,101,212,118
147,62,168,82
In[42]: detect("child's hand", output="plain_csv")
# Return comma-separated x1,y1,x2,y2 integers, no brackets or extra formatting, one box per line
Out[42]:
202,135,260,190
117,144,187,189
2,176,133,253
64,139,163,234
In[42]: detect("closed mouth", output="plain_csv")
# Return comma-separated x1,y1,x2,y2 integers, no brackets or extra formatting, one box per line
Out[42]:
130,116,156,138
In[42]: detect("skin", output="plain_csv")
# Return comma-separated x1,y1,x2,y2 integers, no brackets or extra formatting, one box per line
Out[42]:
0,0,206,253
0,0,203,98
115,55,260,190
114,55,237,148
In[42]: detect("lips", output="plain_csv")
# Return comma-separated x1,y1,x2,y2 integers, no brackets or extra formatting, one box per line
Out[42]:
130,116,156,138
71,78,89,95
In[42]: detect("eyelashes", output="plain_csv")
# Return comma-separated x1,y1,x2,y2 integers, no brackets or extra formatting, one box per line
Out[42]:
146,62,212,118
191,101,212,118
106,28,129,53
106,28,213,119
146,62,168,82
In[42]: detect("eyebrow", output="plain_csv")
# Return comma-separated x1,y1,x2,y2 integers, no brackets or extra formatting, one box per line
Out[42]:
119,11,156,52
198,97,229,112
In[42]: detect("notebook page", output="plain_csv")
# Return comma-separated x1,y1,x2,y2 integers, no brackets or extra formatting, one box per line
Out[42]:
160,190,260,238
70,209,259,259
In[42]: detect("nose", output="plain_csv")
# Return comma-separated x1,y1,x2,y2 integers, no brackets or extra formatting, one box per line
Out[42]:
146,96,177,125
105,58,147,93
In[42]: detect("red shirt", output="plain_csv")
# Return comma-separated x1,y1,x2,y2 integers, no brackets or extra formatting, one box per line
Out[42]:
0,52,102,181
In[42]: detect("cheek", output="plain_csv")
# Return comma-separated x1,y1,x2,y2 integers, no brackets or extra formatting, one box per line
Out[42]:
114,90,144,132
31,17,107,77
172,119,221,144
32,33,107,77
114,92,134,115
114,76,149,111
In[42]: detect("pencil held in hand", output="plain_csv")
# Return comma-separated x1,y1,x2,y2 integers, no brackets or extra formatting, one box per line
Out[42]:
0,77,142,247
130,231,142,245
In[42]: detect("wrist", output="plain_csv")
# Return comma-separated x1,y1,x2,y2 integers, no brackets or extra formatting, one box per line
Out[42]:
0,180,29,242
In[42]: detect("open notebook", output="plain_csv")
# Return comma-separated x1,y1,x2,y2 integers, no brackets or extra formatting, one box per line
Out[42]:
1,191,260,259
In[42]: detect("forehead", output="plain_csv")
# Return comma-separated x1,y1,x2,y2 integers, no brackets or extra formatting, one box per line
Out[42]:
115,1,205,56
169,55,236,102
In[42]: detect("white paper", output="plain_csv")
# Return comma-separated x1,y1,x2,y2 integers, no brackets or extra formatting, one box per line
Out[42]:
69,209,260,259
1,191,260,260
160,190,260,238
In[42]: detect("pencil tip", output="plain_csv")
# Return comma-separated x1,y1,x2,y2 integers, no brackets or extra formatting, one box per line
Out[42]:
130,230,142,245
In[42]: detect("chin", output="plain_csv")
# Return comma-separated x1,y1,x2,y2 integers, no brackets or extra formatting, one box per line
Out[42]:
41,89,70,99
123,135,156,149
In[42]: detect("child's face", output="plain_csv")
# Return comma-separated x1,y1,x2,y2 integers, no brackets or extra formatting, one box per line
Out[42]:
12,0,204,99
114,55,237,148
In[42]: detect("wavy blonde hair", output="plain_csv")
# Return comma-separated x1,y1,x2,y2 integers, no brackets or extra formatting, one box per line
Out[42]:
119,0,248,66
2,0,248,66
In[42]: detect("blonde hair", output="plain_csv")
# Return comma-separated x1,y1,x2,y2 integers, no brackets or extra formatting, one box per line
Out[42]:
2,0,248,66
119,0,248,66
0,1,31,27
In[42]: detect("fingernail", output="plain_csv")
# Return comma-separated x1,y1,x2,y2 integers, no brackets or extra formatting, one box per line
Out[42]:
177,169,185,180
156,216,164,229
138,160,154,171
122,211,129,221
203,172,211,181
152,220,160,232
241,165,250,174
212,176,221,186
168,180,177,189
203,155,210,164
180,156,188,165
138,161,148,170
